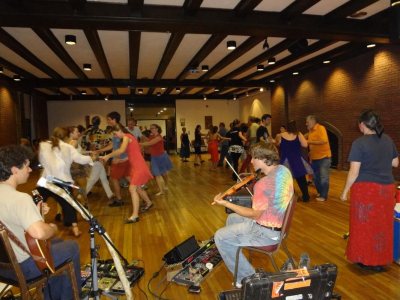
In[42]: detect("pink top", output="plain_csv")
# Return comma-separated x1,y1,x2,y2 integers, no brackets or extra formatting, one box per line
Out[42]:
252,165,293,228
125,133,153,185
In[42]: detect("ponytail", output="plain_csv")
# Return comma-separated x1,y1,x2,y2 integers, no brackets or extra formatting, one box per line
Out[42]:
359,109,384,138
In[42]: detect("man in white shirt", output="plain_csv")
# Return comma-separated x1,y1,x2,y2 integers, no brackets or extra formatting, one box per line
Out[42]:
126,118,142,140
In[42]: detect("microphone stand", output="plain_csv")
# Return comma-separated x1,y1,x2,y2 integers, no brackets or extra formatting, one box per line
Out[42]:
58,186,129,300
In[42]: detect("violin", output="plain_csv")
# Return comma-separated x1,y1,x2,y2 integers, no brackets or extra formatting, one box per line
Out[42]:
220,174,256,199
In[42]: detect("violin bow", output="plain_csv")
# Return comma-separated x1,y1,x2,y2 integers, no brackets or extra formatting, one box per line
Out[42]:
224,158,253,196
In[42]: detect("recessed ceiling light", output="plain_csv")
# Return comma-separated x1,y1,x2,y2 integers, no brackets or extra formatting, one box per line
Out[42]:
65,35,76,45
268,57,276,65
259,87,264,92
292,72,299,75
129,107,134,112
161,87,166,90
81,90,87,95
157,92,161,96
104,95,109,101
203,95,207,100
138,88,143,94
0,66,3,73
257,64,264,71
201,65,209,72
13,75,21,81
227,40,236,50
323,60,331,64
214,88,220,92
163,107,167,111
269,79,275,83
83,63,91,71
367,43,376,48
391,0,400,7
176,87,181,93
233,95,237,101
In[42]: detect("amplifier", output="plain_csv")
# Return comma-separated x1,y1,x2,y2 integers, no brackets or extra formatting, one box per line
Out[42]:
241,263,338,300
225,189,252,214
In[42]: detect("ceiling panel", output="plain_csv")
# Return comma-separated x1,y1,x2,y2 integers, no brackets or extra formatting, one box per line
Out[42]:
99,30,129,78
35,88,54,95
255,0,296,12
201,0,241,9
2,27,76,78
163,34,211,79
347,0,390,19
88,0,128,3
51,29,104,79
304,0,350,15
97,87,113,95
117,87,130,94
0,43,50,78
138,32,171,79
145,0,184,6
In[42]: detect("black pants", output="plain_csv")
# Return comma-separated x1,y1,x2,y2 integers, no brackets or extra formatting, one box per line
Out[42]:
37,186,77,226
295,175,310,201
230,152,242,181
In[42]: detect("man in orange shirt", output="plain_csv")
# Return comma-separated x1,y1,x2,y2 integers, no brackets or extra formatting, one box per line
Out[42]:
306,115,331,201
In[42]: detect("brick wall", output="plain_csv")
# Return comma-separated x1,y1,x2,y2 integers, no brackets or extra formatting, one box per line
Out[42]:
271,45,400,178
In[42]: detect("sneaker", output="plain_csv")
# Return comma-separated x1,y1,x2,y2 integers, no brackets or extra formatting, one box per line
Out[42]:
316,197,326,202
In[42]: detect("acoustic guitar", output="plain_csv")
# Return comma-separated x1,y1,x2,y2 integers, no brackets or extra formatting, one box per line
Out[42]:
24,190,56,274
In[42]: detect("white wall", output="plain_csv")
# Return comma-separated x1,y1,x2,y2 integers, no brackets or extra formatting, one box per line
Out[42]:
239,90,272,133
47,100,125,135
138,119,166,136
175,99,240,148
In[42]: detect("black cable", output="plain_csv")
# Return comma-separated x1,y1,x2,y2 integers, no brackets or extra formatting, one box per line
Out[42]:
131,258,148,299
147,263,169,300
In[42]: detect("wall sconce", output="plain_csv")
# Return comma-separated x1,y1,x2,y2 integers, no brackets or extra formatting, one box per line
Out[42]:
65,35,76,45
227,40,236,50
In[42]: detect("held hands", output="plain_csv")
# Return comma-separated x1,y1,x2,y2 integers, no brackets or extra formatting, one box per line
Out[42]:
99,155,110,163
40,202,50,215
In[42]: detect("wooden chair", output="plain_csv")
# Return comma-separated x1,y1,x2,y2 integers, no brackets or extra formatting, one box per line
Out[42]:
0,229,80,299
233,194,297,284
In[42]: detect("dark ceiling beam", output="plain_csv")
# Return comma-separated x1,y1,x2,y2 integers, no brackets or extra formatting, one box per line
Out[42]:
84,29,118,95
280,0,321,22
128,0,144,13
48,93,237,101
0,57,37,79
0,28,79,95
165,34,225,95
220,39,296,81
183,0,203,16
147,32,185,96
33,27,100,95
241,40,336,82
68,0,87,13
324,0,379,21
181,36,263,95
129,31,141,95
234,0,263,17
24,79,263,89
0,3,391,43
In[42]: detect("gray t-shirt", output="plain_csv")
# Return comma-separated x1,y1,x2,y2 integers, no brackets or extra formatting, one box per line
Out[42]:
0,184,42,262
348,133,398,184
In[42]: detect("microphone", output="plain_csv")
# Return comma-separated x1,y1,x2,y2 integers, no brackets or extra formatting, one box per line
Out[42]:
44,175,81,190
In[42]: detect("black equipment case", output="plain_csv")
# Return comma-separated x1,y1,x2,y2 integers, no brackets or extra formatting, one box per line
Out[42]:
241,263,338,300
225,189,252,214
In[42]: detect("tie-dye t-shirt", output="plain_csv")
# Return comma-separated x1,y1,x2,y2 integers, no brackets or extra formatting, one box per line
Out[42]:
252,165,294,228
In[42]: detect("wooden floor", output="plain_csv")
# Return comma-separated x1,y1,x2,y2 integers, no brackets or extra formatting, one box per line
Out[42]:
19,154,400,300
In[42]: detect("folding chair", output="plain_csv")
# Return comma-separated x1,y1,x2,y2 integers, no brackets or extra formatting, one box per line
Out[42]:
233,194,297,284
0,229,79,299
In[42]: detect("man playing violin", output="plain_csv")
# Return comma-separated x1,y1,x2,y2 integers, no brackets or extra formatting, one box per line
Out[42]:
0,145,81,299
213,142,294,287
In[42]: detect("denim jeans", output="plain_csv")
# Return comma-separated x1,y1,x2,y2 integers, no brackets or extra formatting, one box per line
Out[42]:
311,157,331,199
214,214,280,285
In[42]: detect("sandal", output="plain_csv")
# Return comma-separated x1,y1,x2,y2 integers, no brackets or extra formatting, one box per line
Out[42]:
140,203,153,213
124,217,139,224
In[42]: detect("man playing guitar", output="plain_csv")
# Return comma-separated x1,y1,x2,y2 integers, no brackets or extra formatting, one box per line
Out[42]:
0,145,81,299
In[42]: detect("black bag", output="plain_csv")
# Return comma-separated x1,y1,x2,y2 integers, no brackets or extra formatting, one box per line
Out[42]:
242,263,338,300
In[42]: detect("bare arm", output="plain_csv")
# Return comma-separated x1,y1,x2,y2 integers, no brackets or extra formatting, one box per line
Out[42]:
393,157,399,167
103,136,129,161
340,161,361,201
26,221,57,240
95,143,113,153
298,132,308,148
140,135,163,146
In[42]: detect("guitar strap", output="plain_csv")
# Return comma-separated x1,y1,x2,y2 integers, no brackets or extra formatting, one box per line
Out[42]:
0,220,46,263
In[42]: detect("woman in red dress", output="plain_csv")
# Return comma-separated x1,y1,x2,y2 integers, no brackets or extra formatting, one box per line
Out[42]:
207,125,228,170
102,123,153,224
340,110,399,271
